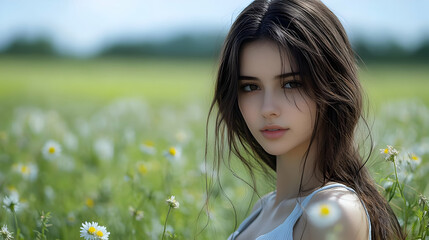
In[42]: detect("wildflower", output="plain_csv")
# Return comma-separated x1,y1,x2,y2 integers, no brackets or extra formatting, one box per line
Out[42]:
67,212,76,225
163,196,180,240
14,163,38,181
94,226,109,240
86,198,94,208
379,145,399,162
164,147,181,161
166,195,180,209
306,200,341,228
129,206,144,221
6,186,18,196
42,140,62,160
2,193,20,213
137,162,148,175
80,222,98,240
0,224,13,240
139,141,156,155
408,153,421,167
80,222,110,240
93,138,114,161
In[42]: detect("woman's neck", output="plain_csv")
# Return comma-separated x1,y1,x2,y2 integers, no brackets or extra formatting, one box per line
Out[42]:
274,143,323,206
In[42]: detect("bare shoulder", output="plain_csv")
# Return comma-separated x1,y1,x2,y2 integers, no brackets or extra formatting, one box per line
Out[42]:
296,186,370,240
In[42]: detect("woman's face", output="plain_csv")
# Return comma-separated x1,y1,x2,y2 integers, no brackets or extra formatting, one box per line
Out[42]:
238,40,317,160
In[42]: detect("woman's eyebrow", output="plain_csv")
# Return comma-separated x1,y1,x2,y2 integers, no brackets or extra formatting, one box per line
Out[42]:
275,72,300,79
238,72,300,81
238,75,259,81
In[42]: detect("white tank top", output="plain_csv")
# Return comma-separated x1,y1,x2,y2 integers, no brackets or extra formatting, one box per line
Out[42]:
228,183,372,240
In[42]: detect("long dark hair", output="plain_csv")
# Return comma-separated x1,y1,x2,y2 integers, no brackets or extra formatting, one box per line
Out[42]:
205,0,405,239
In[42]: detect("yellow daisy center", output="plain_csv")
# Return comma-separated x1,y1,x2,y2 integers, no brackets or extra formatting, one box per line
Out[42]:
320,204,330,216
169,147,176,156
138,164,147,174
96,230,104,237
411,155,419,161
49,147,56,154
88,226,96,234
144,141,154,147
21,165,29,174
384,148,389,154
86,198,94,208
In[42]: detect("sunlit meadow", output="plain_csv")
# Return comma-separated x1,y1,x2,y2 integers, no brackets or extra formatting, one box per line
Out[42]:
0,57,428,239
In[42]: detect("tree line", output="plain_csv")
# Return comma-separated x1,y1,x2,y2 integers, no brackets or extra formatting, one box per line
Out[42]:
1,33,428,62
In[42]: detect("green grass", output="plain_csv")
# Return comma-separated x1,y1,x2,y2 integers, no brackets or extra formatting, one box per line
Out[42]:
0,56,219,129
359,63,429,110
1,57,427,109
0,56,217,110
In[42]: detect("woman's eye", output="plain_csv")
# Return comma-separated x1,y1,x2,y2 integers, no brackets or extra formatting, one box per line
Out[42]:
242,84,259,92
283,81,302,89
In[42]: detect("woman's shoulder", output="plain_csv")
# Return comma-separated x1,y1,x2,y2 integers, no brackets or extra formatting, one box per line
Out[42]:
250,191,276,213
298,183,370,239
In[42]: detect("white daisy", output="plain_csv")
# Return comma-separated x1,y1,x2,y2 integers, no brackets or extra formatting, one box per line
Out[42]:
3,192,20,213
166,195,180,209
306,200,341,228
139,141,156,155
379,145,399,162
94,225,110,240
129,206,144,221
42,140,62,160
67,212,76,225
14,163,38,181
93,138,114,161
0,224,14,240
163,147,181,161
80,221,99,240
408,153,421,168
136,162,148,175
80,221,110,240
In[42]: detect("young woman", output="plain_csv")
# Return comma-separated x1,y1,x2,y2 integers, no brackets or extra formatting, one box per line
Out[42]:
206,0,405,239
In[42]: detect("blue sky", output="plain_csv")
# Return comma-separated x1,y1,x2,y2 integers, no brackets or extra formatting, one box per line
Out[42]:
0,0,428,56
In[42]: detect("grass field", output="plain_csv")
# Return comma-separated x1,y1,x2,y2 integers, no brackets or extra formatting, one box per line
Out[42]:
1,56,428,109
0,56,428,239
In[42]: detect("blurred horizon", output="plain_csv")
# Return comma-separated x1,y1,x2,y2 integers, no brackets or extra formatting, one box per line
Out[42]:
1,0,429,58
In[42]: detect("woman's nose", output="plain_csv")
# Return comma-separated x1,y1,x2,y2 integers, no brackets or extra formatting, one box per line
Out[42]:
261,91,280,119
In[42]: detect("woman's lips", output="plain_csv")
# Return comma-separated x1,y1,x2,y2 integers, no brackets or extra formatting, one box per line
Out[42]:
260,128,288,139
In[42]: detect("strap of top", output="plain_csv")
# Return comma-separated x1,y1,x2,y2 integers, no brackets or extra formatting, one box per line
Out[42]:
228,192,272,240
228,208,261,240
